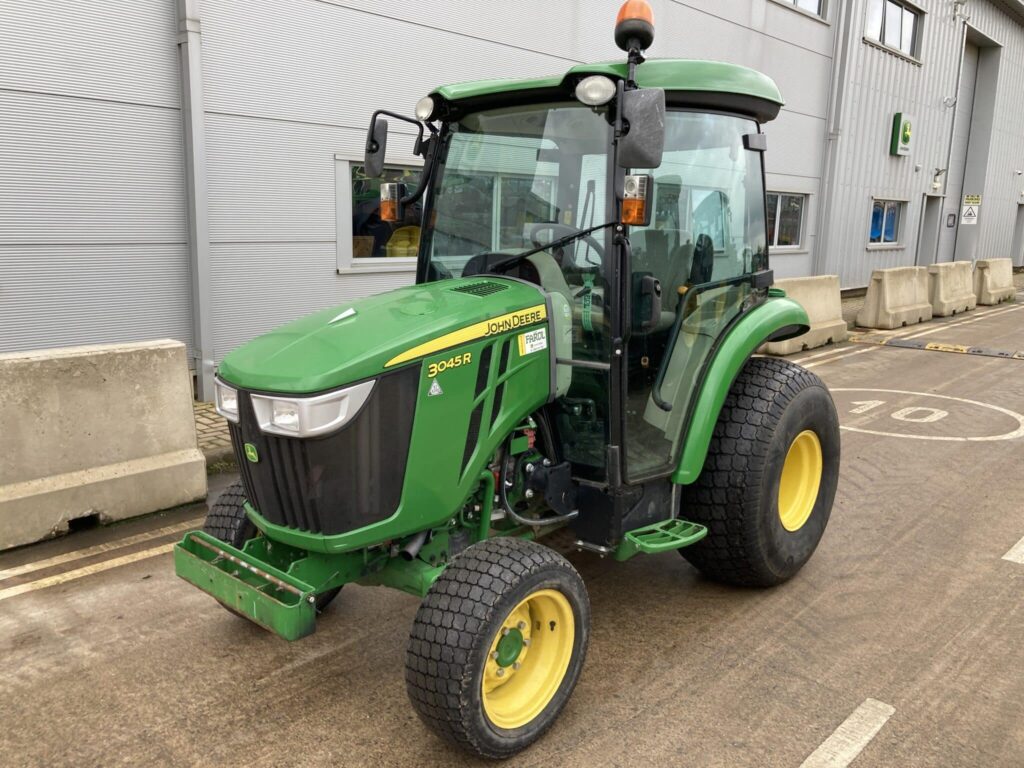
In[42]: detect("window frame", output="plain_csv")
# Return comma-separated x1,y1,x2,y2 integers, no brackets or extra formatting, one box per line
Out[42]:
863,0,924,62
768,0,829,22
335,155,423,275
765,191,808,252
868,197,908,249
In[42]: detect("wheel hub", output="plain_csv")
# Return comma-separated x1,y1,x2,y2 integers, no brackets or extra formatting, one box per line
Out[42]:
778,429,823,532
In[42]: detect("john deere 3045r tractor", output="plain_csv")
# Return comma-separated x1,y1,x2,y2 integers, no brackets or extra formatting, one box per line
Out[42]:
175,1,840,758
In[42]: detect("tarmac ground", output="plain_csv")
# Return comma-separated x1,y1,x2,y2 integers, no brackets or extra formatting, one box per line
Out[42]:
3,294,1023,767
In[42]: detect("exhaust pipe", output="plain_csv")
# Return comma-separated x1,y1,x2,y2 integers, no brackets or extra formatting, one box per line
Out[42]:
399,530,429,561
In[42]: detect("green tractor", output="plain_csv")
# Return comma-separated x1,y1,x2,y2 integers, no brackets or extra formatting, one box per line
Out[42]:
175,1,840,758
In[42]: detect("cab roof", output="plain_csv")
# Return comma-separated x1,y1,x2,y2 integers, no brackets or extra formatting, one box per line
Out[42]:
431,59,785,123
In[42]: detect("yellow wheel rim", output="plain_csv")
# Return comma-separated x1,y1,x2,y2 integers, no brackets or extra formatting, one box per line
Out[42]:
481,589,575,730
778,430,823,532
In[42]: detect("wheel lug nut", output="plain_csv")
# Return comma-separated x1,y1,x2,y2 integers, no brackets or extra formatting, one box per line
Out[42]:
491,651,499,660
512,662,521,670
496,668,505,677
523,638,531,646
502,628,510,636
517,621,526,630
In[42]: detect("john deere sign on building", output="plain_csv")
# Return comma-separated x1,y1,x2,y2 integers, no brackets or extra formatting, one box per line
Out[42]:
891,112,914,157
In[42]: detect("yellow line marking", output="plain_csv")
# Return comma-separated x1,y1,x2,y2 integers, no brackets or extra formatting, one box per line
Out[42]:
384,304,547,368
0,543,175,602
924,342,970,353
0,518,201,582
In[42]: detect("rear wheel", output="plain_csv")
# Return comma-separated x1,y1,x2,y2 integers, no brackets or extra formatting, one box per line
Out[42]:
202,481,341,612
405,537,590,759
680,356,840,586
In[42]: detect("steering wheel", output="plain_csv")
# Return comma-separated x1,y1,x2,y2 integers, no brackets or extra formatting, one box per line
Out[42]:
528,222,606,260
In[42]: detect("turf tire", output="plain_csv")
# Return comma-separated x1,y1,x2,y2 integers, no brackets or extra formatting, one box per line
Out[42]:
405,537,590,759
680,356,840,587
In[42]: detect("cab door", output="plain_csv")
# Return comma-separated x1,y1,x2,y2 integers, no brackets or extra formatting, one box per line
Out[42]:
621,110,769,481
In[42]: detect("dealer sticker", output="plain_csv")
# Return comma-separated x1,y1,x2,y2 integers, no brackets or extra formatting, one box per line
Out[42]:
517,327,548,356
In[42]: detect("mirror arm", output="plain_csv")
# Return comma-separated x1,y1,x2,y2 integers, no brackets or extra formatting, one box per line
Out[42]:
366,109,426,155
399,135,441,207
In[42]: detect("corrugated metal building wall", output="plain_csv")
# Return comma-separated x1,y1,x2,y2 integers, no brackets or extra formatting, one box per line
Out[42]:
0,0,192,353
821,0,1024,286
1,0,1021,376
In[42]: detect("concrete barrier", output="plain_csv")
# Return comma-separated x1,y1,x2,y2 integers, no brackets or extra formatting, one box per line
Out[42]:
973,258,1016,305
0,340,206,551
927,261,977,317
763,275,848,355
856,266,933,329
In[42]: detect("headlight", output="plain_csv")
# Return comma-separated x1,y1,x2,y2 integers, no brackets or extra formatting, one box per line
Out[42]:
575,75,616,106
415,95,436,121
214,378,239,423
250,380,375,438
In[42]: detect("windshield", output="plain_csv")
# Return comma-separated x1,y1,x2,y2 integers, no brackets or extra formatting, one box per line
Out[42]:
421,102,614,280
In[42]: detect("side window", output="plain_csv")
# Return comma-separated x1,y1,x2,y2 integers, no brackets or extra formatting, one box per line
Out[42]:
336,159,421,271
869,199,904,245
767,192,807,249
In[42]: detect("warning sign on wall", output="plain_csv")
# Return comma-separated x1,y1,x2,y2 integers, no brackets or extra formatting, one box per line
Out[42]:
961,194,981,225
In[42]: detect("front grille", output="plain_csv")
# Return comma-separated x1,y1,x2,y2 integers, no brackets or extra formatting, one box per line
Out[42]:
229,366,419,536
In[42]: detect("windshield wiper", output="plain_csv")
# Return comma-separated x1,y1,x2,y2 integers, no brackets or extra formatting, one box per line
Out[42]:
480,221,617,274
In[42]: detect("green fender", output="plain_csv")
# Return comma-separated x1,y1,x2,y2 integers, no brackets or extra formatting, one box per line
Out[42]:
671,296,809,485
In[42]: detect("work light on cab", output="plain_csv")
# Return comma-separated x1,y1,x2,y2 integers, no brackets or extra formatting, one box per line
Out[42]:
415,95,435,122
575,75,616,106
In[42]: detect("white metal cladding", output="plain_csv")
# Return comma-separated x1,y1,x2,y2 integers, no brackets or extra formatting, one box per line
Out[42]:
0,244,193,354
822,0,1024,287
0,0,180,107
0,0,190,355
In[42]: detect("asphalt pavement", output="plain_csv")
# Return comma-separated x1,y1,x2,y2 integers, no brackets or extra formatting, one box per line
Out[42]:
2,296,1023,768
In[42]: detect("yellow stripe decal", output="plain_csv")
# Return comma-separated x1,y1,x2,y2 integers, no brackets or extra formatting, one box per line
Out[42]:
385,304,547,368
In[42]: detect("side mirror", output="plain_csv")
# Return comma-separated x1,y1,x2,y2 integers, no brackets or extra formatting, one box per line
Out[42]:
617,88,665,170
364,117,389,178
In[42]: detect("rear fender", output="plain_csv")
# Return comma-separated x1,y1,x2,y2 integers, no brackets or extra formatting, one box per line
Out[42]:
671,296,809,484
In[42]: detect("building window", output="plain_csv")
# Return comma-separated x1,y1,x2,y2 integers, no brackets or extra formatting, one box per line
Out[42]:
766,192,806,248
865,0,920,58
869,199,904,244
776,0,825,18
350,163,421,259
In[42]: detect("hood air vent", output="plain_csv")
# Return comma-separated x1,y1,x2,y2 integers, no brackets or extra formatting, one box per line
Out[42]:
449,281,510,297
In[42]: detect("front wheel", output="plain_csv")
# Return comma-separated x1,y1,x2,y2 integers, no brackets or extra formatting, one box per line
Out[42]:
405,537,590,759
680,356,840,586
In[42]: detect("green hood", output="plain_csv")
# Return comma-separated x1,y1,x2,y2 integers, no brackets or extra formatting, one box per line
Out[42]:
217,277,546,393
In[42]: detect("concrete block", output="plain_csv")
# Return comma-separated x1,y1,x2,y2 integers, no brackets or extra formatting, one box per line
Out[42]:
0,340,207,551
763,275,848,355
927,261,977,317
856,266,933,330
973,258,1015,305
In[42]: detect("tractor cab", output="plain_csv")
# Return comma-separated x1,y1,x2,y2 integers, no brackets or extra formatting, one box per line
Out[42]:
364,13,788,539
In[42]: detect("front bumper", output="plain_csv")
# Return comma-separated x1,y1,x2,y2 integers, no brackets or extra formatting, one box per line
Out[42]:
174,531,318,640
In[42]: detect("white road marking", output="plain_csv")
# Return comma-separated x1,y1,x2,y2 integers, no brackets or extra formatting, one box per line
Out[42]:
800,698,896,768
902,303,1023,340
803,347,877,368
0,543,175,602
0,518,201,582
1002,536,1024,564
832,388,1024,441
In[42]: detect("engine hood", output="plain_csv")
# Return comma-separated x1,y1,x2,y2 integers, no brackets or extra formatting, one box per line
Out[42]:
216,277,547,394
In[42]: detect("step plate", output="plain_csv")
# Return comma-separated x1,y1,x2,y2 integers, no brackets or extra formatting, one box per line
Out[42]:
615,519,708,561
